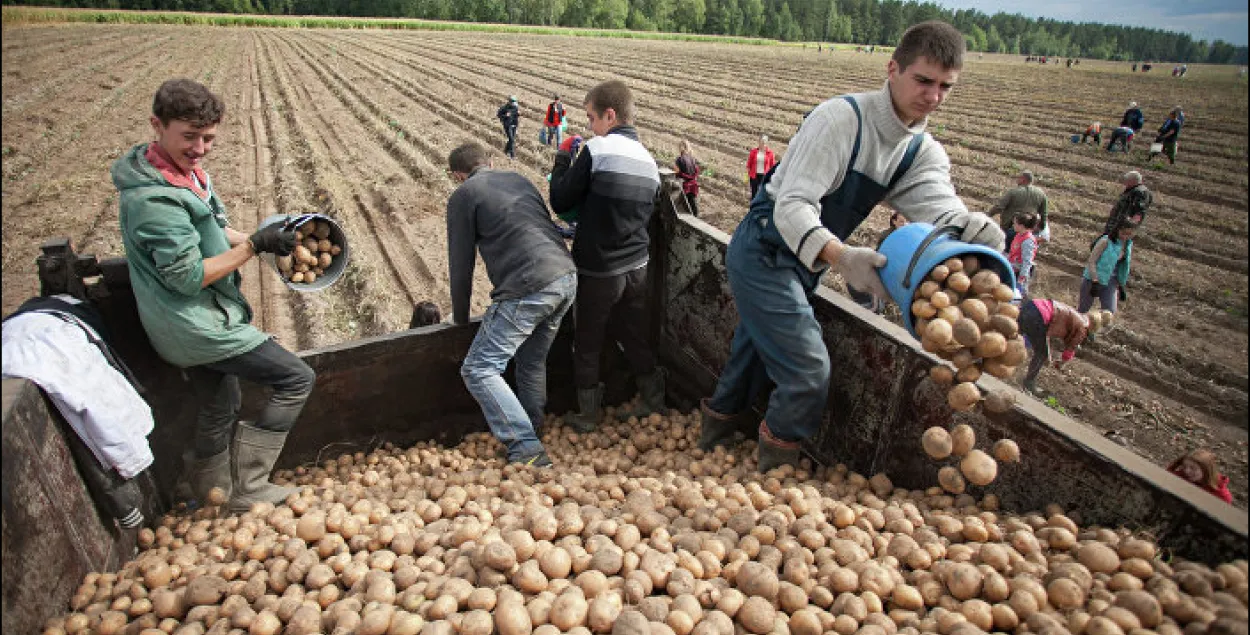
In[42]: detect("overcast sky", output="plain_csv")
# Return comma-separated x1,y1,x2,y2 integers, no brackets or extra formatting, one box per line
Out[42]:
930,0,1249,46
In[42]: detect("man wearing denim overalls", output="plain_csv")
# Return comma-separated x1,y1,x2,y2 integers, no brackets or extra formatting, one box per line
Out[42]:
697,21,1006,473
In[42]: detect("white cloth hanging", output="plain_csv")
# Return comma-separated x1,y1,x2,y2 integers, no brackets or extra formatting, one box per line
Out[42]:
3,310,154,479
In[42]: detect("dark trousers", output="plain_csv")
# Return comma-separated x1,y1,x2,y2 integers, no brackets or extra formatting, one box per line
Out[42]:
684,193,699,217
1081,132,1101,145
503,125,517,158
1019,300,1049,385
749,176,765,198
573,266,656,388
185,338,315,458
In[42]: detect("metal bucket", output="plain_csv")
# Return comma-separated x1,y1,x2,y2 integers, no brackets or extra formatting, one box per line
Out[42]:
256,213,350,292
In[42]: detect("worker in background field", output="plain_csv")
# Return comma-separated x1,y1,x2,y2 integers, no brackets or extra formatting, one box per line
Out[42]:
1006,212,1039,297
674,139,701,217
549,80,663,432
446,142,577,468
1167,449,1233,504
1149,108,1183,164
1016,297,1094,395
988,169,1048,248
496,95,520,160
1080,219,1135,321
1119,100,1144,136
698,21,1005,473
114,79,313,514
1095,170,1152,246
1080,121,1102,145
543,94,565,149
746,134,776,198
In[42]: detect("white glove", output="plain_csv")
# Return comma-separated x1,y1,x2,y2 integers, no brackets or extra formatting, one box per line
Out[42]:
954,212,1006,251
835,245,890,300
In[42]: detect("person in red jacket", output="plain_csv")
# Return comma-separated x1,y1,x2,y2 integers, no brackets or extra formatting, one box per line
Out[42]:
544,94,565,148
1167,449,1233,503
746,134,776,198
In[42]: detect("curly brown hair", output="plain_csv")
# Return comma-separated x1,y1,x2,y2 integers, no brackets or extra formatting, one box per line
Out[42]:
152,78,225,127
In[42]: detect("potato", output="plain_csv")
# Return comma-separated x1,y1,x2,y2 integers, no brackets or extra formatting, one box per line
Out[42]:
959,298,989,327
277,255,293,273
992,284,1015,302
973,332,1007,358
918,281,941,300
923,427,954,460
294,245,314,265
961,255,981,275
185,575,226,607
981,358,1015,379
737,596,777,634
953,319,982,348
956,365,981,384
1048,577,1087,610
304,271,317,284
988,315,1019,339
951,424,976,456
984,392,1016,414
970,270,1001,296
930,366,955,386
947,383,980,412
1113,590,1163,628
318,253,333,269
946,271,971,293
929,264,951,283
912,300,938,320
926,319,954,346
939,466,966,495
997,303,1020,319
991,439,1020,462
317,239,333,253
929,290,953,310
330,245,342,256
1086,311,1104,333
960,450,998,486
936,306,963,325
944,257,965,273
915,318,930,339
1077,543,1122,575
550,590,589,630
999,339,1027,367
952,348,976,370
1101,310,1115,328
946,563,984,600
290,272,305,283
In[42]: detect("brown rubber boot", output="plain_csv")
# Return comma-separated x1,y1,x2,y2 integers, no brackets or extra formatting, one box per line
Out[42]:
756,421,801,474
698,398,753,451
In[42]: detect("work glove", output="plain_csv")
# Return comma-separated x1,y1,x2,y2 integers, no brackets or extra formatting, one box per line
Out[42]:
1118,284,1127,302
952,212,1005,251
249,224,297,256
553,149,572,173
1088,280,1103,297
834,245,890,300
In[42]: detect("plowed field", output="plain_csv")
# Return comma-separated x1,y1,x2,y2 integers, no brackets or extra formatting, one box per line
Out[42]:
3,24,1246,505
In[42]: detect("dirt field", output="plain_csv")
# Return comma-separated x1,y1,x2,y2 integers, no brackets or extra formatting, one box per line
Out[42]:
3,24,1246,506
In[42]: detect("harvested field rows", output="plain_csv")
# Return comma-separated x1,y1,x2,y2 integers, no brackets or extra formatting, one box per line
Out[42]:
2,24,1246,505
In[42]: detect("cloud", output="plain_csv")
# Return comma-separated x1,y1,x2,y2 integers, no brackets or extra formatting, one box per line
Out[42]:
931,0,1248,45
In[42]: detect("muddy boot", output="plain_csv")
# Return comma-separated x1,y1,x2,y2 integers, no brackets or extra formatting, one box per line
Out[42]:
622,369,666,419
228,422,298,514
189,449,232,505
566,384,604,433
756,421,801,474
698,398,749,451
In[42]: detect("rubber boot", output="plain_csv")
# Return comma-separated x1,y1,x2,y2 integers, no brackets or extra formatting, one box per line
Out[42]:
756,421,801,474
228,422,298,514
622,369,666,419
189,449,232,505
698,398,749,451
566,384,604,433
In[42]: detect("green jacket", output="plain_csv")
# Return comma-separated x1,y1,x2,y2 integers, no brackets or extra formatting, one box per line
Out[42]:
990,184,1049,231
113,143,267,368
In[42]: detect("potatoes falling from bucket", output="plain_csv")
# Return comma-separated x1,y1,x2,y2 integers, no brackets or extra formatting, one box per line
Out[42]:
259,213,350,292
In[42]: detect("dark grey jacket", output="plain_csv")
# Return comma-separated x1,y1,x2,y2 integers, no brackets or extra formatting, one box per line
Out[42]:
447,168,575,324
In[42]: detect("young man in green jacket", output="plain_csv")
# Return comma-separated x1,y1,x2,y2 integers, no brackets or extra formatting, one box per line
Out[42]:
114,78,310,514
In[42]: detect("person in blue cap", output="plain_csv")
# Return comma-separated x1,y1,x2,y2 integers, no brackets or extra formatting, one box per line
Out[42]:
696,21,1005,473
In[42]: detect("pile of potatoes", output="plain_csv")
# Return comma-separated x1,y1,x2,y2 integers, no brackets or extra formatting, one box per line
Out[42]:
275,219,342,285
46,409,1248,635
921,423,1022,494
911,256,1026,414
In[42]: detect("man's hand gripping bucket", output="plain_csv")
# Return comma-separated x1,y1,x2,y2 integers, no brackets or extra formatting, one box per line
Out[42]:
257,213,351,292
878,223,1019,339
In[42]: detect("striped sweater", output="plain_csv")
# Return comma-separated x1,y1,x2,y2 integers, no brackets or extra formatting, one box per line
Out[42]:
550,125,661,277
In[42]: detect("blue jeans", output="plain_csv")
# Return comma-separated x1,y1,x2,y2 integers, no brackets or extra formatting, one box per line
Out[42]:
707,204,831,443
461,273,576,461
546,125,562,148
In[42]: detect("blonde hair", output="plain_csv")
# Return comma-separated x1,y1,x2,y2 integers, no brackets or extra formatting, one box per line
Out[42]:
1168,449,1223,490
679,140,693,156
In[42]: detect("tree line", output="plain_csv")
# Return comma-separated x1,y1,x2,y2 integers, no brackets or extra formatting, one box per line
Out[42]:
7,0,1247,64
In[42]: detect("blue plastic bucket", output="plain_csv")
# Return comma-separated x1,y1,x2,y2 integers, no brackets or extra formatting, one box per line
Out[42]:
1070,134,1081,143
878,223,1017,339
257,213,351,292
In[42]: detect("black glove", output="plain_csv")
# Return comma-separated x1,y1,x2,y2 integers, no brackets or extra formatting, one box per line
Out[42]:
553,149,572,172
1089,281,1103,297
1118,285,1127,302
249,224,297,256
